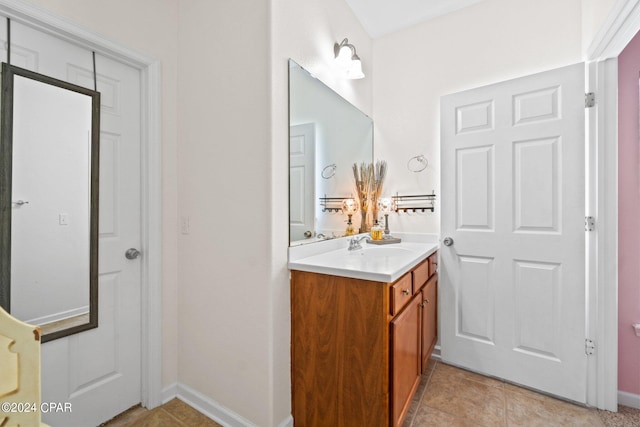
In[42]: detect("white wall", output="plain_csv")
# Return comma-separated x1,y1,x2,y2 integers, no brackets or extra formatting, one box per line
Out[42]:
24,0,181,390
14,1,370,425
373,0,584,235
582,0,619,53
13,0,619,424
272,0,372,424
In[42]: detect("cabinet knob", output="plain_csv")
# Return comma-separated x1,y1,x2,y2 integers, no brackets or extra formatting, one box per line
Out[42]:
424,298,430,304
402,288,410,295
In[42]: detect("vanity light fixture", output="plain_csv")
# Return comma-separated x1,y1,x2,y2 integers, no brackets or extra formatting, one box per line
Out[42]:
334,38,365,79
342,198,359,236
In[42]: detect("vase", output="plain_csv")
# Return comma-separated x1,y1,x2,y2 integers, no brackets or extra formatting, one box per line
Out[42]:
359,203,370,233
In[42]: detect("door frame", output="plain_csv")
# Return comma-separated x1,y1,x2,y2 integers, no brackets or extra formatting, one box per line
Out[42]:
0,0,163,409
586,0,640,411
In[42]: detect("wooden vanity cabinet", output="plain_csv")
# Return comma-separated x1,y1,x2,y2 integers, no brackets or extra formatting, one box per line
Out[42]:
420,275,437,373
390,291,422,427
415,251,438,374
291,250,438,427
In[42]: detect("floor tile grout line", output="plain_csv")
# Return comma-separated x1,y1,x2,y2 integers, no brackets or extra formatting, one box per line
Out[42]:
503,377,508,427
418,363,511,427
159,407,189,426
412,362,474,426
408,360,438,427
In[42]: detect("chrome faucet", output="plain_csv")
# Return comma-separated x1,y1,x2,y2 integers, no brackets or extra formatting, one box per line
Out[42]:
348,235,368,251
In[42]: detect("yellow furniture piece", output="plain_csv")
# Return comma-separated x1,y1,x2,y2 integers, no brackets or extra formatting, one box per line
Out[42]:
0,305,49,427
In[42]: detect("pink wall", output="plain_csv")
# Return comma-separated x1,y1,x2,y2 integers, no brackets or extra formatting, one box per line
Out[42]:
618,30,640,396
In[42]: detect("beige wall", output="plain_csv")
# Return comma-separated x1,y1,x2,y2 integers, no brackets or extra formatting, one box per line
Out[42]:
176,0,273,425
24,0,181,390
372,0,584,235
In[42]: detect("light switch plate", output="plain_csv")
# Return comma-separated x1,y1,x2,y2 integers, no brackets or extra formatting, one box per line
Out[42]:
181,216,190,234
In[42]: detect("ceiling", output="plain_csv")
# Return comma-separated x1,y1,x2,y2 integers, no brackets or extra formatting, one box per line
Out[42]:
344,0,486,39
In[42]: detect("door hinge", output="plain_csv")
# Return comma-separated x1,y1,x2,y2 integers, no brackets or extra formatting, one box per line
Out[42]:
585,216,595,231
585,339,595,356
585,92,595,108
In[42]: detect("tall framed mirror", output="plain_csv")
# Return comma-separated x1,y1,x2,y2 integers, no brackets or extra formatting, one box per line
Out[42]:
0,63,100,342
288,60,373,246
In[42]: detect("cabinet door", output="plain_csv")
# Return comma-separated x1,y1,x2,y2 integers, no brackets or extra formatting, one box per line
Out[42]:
421,275,438,373
390,293,421,427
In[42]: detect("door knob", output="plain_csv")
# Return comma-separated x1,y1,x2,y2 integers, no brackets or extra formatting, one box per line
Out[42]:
125,248,141,260
443,237,454,246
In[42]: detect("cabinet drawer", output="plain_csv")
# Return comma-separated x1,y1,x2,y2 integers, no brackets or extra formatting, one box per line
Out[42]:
428,252,438,277
412,259,430,290
391,273,413,316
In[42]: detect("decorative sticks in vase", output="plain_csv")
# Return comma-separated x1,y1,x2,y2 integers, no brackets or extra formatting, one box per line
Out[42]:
352,160,386,233
372,160,387,225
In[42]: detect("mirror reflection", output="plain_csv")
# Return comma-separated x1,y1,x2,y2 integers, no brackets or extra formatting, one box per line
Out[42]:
0,63,100,342
289,60,373,246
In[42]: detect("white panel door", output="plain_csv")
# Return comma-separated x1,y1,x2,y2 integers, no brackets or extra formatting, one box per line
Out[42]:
290,123,315,242
440,63,586,402
5,21,142,426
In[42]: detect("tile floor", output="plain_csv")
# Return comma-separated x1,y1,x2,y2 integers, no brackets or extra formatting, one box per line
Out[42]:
100,398,221,427
404,359,640,427
103,360,640,427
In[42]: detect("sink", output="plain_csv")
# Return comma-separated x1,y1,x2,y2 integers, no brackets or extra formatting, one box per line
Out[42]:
352,246,415,258
288,239,438,282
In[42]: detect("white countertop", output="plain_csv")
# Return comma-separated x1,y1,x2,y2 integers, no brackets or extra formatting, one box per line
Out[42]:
288,233,439,282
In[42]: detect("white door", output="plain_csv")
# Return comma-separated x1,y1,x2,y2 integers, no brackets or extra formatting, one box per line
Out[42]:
290,123,315,242
440,63,587,402
4,21,143,426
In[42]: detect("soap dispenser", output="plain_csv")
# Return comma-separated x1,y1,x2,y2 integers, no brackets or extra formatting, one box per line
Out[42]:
370,219,383,241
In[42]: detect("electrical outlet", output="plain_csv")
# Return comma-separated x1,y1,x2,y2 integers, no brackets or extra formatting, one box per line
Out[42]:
180,216,190,234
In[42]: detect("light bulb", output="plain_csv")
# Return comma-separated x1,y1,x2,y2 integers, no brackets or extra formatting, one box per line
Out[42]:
335,45,352,68
377,197,393,214
347,58,364,79
342,198,359,214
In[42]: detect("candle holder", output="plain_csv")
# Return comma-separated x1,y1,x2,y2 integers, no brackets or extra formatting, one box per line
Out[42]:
342,198,359,236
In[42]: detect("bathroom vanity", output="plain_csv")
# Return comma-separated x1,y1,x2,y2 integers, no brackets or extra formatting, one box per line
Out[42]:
289,238,438,427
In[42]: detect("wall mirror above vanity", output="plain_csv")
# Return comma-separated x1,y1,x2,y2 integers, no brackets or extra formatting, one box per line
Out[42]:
288,59,373,246
0,63,100,342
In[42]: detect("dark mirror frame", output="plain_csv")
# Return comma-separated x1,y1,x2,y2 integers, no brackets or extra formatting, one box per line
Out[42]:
0,63,100,342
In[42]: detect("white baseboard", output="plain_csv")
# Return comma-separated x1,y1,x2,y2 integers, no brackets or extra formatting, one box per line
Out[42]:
618,390,640,409
176,383,257,427
431,344,442,360
161,382,178,404
277,415,294,427
160,381,292,427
